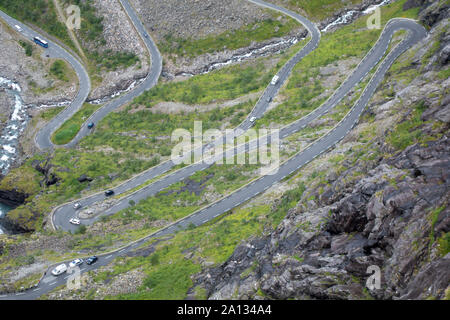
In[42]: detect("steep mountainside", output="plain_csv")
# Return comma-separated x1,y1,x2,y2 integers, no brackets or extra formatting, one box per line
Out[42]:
190,0,450,300
0,0,448,300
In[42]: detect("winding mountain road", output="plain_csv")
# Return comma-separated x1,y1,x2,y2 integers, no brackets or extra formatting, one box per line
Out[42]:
51,0,322,233
0,0,426,300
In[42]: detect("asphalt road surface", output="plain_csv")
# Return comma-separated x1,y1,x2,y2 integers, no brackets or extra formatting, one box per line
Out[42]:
0,0,426,300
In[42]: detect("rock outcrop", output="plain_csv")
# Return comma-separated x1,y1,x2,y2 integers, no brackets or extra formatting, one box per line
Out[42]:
0,189,27,207
31,158,60,187
192,136,449,300
417,0,450,28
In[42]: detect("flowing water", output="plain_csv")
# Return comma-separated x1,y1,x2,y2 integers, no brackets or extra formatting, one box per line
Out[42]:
321,0,392,32
0,202,12,235
0,76,28,176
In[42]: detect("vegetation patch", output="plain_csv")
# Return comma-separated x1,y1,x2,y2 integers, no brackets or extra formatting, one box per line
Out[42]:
386,100,428,150
88,50,140,72
52,103,102,145
287,0,365,21
160,15,299,58
49,60,71,82
103,204,271,299
19,40,33,56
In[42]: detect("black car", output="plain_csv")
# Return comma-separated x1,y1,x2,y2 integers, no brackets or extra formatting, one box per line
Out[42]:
87,122,95,129
86,256,98,265
105,190,114,196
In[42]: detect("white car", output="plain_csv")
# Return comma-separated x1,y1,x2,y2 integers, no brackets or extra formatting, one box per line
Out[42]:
249,117,257,123
271,75,279,85
69,258,84,268
51,263,67,276
69,218,81,225
73,202,82,210
14,25,22,32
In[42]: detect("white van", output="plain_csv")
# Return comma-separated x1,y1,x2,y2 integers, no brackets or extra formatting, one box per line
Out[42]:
271,75,279,85
51,263,67,276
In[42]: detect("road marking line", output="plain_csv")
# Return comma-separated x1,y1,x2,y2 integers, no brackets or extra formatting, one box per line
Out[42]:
33,288,40,292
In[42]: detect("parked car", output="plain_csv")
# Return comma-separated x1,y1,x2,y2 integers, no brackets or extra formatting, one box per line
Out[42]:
104,190,114,196
87,122,95,129
14,25,22,32
86,256,98,265
73,202,82,210
69,258,83,268
51,263,67,276
69,218,81,225
266,96,272,103
249,117,257,123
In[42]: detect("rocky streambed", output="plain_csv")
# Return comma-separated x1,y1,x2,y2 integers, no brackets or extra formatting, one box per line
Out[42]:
167,35,305,79
319,0,393,32
0,76,28,176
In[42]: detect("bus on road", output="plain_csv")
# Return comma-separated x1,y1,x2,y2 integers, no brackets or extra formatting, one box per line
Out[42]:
33,36,48,48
